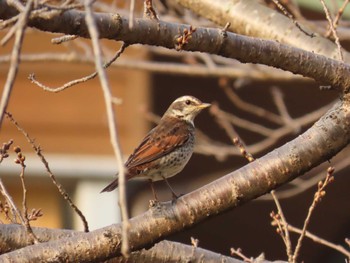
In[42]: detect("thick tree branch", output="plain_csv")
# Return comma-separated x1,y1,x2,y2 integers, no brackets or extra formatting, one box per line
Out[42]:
1,2,350,91
176,0,350,61
0,225,261,263
1,95,349,262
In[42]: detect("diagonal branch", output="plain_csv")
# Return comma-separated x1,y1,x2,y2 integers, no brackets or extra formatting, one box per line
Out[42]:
1,2,350,92
1,94,350,262
0,224,274,263
0,0,33,129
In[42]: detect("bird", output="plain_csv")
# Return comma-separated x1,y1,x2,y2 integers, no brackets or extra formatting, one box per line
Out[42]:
101,95,211,201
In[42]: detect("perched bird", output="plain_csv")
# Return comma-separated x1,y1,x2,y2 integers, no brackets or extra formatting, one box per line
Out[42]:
101,95,210,200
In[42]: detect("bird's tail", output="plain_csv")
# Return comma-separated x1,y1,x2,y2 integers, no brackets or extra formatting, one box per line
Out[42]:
100,179,119,193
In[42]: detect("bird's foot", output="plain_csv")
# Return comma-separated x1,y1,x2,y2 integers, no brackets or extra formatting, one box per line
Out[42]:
171,193,184,204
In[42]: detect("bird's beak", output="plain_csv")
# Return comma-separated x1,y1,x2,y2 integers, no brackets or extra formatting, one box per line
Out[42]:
198,103,211,109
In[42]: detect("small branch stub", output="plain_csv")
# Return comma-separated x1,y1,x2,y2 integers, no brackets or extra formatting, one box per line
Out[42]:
175,26,196,51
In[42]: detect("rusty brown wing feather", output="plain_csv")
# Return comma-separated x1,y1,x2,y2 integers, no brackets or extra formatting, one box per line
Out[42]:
125,117,190,169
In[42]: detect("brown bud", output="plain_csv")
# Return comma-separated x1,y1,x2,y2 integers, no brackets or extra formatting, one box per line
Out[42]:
13,146,21,153
327,166,335,174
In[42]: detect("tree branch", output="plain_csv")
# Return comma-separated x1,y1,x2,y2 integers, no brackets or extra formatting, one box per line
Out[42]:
0,95,349,262
1,2,350,91
0,224,271,263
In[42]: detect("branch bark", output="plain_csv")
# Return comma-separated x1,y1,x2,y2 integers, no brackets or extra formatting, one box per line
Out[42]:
0,225,276,263
1,95,349,262
176,0,350,61
1,2,350,91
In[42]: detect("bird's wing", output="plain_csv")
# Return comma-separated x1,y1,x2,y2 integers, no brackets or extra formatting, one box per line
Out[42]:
125,118,190,168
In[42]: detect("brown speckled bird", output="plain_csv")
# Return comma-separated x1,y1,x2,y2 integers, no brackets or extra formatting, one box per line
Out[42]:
101,95,210,200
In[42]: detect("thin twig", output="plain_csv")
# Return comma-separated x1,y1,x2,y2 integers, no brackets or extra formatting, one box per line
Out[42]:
84,0,129,257
271,0,315,37
270,190,293,262
6,0,25,12
0,0,33,129
0,139,13,163
230,247,253,262
51,35,78,44
292,167,335,262
14,146,39,244
210,103,255,162
210,103,274,137
332,0,350,30
144,0,159,20
319,0,344,61
0,179,24,224
5,112,90,232
29,44,128,92
271,86,299,133
0,14,19,30
282,223,350,259
129,0,135,29
220,80,284,125
0,53,308,82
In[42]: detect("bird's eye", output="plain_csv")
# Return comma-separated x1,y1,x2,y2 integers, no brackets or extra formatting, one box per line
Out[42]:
185,100,191,105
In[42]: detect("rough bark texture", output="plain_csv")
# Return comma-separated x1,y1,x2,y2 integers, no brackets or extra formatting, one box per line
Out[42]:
176,0,350,61
1,96,349,262
0,225,284,263
1,1,350,91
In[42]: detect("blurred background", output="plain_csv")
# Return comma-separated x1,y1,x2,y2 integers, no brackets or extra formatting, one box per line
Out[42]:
0,0,349,262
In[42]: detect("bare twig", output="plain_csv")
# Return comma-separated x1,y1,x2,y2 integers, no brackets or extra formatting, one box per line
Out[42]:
29,44,128,92
230,247,253,262
271,0,315,37
0,14,19,30
13,146,39,244
0,53,309,82
129,0,135,29
326,0,350,37
0,179,24,224
210,103,274,137
210,103,255,162
270,190,293,261
281,223,350,259
0,139,13,163
0,0,33,129
232,137,254,162
292,167,335,262
220,80,283,125
144,0,159,20
260,151,350,200
319,0,344,61
51,34,78,44
4,112,90,232
6,0,24,12
175,25,196,51
84,0,129,256
271,87,299,133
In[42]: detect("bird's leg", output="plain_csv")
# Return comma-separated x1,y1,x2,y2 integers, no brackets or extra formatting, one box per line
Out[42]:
149,179,159,202
162,176,179,200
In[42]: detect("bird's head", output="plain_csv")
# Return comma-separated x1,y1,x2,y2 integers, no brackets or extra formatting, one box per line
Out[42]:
164,96,211,123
